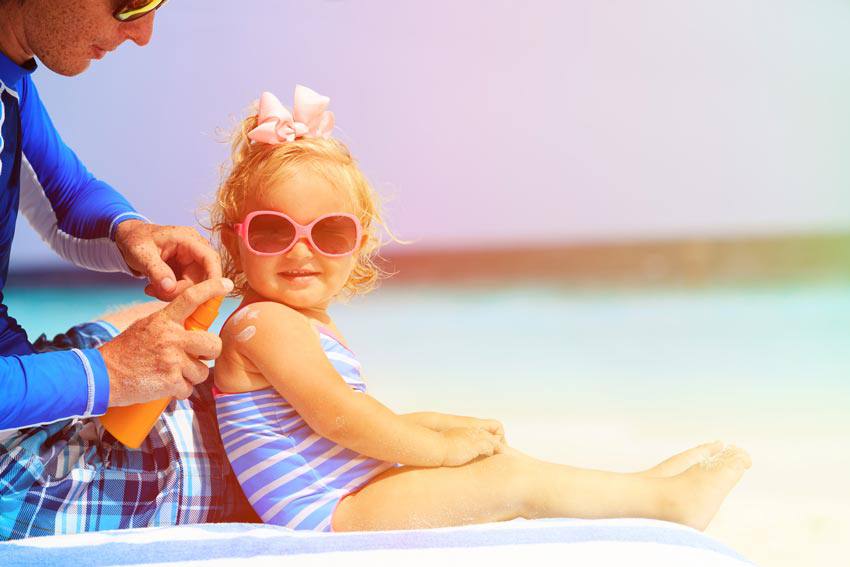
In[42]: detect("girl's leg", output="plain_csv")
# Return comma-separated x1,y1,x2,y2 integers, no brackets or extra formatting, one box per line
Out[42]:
505,442,726,479
332,445,750,532
96,301,166,331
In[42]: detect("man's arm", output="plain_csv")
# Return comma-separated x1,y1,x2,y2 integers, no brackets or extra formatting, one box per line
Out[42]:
0,278,230,432
0,349,109,431
17,74,147,274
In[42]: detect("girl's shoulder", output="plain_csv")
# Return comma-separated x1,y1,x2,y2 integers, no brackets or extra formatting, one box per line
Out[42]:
220,300,324,349
217,301,355,396
216,302,324,394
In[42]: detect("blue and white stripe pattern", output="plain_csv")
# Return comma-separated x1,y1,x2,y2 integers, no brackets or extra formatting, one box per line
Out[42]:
215,328,395,532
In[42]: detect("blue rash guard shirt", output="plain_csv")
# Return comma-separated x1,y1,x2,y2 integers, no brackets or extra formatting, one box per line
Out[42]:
0,51,148,431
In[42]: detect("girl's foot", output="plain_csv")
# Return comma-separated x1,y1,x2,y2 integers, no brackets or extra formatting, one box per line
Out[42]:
642,441,725,478
667,446,751,531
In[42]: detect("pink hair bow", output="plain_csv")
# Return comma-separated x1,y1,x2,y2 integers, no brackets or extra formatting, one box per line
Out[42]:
248,85,335,144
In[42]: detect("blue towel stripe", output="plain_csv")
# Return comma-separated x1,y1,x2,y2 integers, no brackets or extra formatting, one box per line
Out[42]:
0,520,754,566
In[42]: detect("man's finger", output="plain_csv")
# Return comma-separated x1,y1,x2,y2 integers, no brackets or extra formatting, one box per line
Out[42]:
180,235,222,281
182,358,211,385
141,250,178,299
174,380,195,400
184,330,222,360
168,279,195,298
144,281,187,298
164,277,233,323
158,232,221,287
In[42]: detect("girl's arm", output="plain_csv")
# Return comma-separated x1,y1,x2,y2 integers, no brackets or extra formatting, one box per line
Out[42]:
229,302,500,467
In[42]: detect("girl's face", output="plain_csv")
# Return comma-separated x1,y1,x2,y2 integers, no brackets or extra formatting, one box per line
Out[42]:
236,169,363,313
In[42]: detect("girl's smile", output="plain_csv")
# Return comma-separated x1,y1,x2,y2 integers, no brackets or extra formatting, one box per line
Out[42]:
278,268,321,287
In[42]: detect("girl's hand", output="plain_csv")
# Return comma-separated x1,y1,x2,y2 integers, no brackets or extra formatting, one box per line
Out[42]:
462,417,505,441
405,412,507,445
440,427,502,466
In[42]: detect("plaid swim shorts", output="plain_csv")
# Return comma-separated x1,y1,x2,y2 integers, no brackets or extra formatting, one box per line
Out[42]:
0,320,258,540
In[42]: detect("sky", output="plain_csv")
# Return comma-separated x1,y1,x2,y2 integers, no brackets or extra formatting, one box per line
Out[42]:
11,0,850,269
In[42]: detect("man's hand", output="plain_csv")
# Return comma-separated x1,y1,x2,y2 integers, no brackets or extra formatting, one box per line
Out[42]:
98,278,233,407
114,220,222,301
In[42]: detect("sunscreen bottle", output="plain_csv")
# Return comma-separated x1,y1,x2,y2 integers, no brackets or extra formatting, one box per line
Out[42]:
99,296,224,448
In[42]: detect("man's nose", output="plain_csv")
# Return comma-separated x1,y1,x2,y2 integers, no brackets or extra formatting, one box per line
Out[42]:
123,13,156,47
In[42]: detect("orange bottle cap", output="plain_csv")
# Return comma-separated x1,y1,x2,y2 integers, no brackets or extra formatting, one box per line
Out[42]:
186,295,224,330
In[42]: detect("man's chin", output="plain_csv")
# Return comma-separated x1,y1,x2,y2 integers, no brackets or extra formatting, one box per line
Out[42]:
38,56,93,77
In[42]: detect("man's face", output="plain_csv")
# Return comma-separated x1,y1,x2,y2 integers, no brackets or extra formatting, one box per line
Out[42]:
22,0,156,76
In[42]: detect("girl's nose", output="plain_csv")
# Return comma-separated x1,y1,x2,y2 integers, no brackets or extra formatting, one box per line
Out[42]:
286,238,314,259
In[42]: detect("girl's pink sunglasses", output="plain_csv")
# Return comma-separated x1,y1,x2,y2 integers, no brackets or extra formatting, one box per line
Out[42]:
235,211,362,257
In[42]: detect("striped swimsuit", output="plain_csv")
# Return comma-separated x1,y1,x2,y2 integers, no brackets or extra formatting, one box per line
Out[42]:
214,325,396,531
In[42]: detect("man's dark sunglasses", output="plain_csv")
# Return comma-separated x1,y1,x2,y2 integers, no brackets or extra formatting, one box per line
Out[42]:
113,0,168,22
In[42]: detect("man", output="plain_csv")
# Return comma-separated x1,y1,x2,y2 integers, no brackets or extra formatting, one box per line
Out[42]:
0,0,252,538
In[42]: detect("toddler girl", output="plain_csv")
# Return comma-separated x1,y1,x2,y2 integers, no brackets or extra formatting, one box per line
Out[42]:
209,86,750,533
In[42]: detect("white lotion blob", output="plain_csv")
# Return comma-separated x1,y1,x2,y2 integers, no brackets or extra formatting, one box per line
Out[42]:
234,325,257,343
231,306,259,326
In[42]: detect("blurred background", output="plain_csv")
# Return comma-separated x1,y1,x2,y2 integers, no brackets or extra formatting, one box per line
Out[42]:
6,1,850,565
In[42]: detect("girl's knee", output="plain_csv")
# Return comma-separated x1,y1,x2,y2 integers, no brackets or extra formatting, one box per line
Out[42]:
482,452,538,517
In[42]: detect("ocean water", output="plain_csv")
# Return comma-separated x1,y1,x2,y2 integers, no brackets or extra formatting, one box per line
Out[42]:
5,282,849,421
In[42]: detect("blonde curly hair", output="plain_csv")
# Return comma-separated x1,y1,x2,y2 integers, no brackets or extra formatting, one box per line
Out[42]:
206,113,390,299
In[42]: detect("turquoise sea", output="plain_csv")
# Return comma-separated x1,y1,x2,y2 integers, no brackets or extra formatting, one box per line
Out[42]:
6,282,849,420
